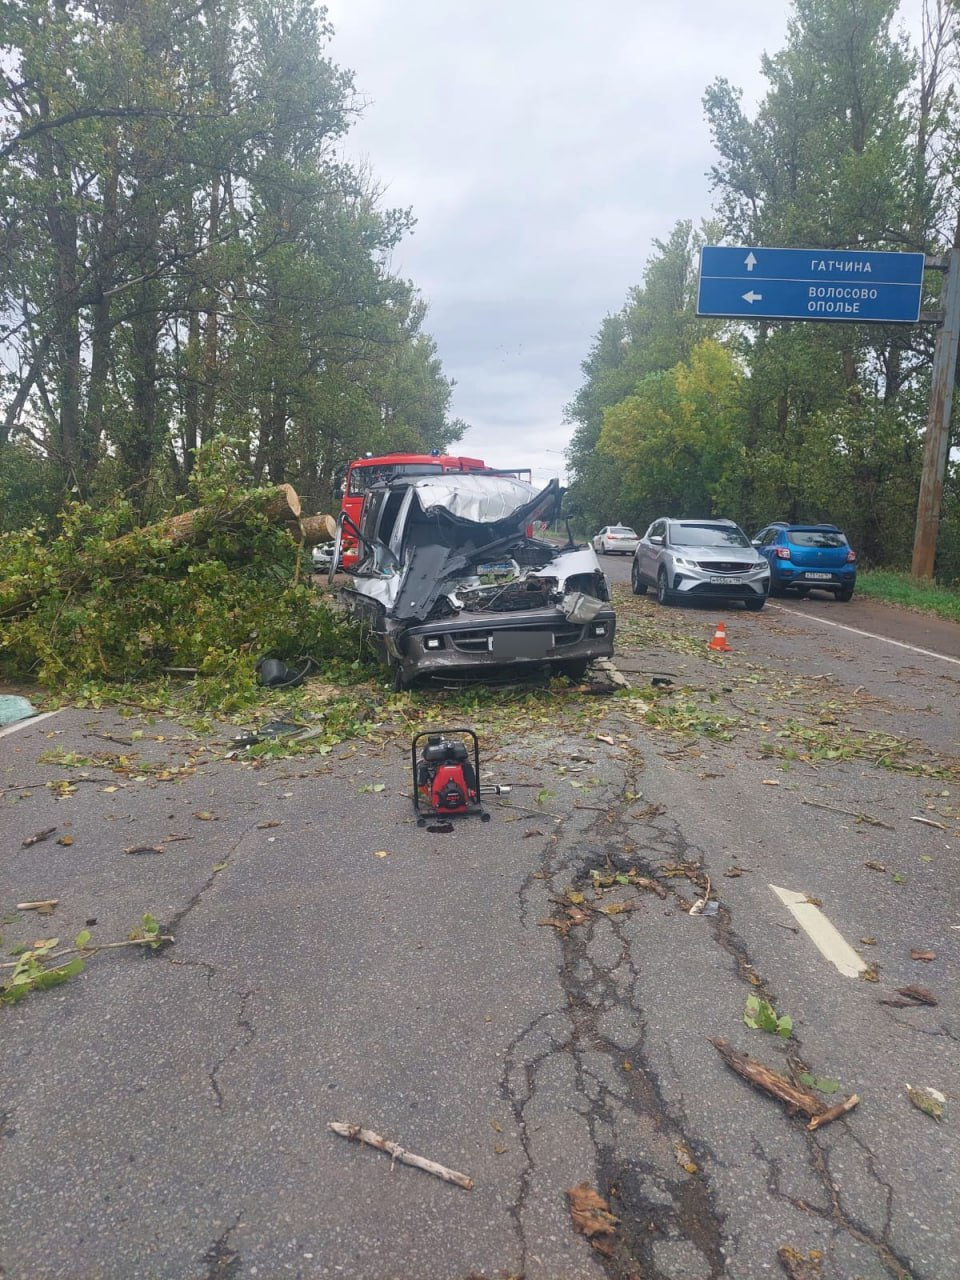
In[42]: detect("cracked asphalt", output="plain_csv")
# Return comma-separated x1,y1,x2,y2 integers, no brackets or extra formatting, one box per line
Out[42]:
1,574,959,1280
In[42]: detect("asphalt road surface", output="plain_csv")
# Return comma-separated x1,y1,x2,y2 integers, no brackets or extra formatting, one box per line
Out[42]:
1,568,958,1280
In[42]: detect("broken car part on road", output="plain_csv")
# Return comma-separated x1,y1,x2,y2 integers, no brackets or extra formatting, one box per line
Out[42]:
330,473,616,689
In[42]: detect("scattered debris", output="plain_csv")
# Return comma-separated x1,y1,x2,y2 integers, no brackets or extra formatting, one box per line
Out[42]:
0,694,37,726
709,1037,859,1130
673,1141,698,1174
16,899,58,913
327,1122,473,1189
800,796,894,829
21,827,56,847
879,985,937,1008
863,860,887,872
910,949,935,962
906,1084,945,1122
123,845,165,856
567,1182,619,1257
743,996,792,1038
796,1073,840,1095
777,1244,824,1279
910,815,946,830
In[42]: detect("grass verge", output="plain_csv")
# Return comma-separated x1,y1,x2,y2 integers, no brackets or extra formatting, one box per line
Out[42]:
856,569,960,622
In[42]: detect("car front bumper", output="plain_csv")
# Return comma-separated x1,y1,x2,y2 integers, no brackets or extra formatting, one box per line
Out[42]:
393,604,617,682
669,568,769,599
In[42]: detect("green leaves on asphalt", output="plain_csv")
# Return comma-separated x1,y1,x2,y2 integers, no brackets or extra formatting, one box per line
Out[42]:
743,995,793,1038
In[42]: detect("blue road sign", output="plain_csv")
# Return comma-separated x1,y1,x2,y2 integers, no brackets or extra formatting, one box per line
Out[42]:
697,246,925,323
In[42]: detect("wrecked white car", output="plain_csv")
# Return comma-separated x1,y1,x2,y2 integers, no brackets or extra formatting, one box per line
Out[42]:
329,473,616,689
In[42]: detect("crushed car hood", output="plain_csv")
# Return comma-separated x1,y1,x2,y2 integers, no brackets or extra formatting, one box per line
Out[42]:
344,475,592,624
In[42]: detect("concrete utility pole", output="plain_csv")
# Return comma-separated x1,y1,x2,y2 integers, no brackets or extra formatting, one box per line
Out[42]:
911,241,960,579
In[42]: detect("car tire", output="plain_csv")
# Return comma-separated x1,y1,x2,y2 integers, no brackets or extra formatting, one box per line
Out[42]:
558,659,589,682
768,578,784,598
656,567,673,606
745,595,765,612
630,561,648,595
794,587,809,598
837,585,854,602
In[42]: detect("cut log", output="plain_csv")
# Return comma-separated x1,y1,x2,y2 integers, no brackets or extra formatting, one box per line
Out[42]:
297,513,337,547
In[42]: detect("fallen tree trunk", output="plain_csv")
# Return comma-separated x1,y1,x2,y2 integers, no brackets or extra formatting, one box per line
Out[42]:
0,485,332,621
146,483,301,546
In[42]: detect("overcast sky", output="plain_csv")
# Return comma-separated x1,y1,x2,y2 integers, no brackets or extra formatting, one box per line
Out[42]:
324,1,923,488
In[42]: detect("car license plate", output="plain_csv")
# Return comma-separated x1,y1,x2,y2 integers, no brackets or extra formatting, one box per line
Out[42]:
804,572,833,580
491,630,552,657
709,575,744,585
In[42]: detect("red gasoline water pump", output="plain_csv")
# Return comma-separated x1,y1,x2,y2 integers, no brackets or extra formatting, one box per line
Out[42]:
412,729,508,825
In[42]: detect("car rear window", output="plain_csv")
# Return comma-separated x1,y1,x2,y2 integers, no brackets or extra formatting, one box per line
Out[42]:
787,531,847,548
611,526,637,535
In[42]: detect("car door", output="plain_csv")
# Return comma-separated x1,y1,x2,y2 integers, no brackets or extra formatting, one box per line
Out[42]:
752,526,774,573
636,520,664,585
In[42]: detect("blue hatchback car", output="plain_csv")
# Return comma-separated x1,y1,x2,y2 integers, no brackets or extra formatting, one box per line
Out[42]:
752,523,857,601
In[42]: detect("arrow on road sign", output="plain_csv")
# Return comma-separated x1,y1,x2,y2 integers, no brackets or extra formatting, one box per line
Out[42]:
744,252,757,271
742,291,763,303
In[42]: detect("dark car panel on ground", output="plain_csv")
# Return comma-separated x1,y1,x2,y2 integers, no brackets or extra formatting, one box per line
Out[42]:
631,517,770,609
752,522,857,600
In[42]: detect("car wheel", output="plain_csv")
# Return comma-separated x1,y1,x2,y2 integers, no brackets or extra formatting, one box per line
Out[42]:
767,578,784,598
794,587,809,598
390,660,409,693
656,567,673,606
745,595,765,612
630,560,648,595
837,585,854,602
558,659,589,682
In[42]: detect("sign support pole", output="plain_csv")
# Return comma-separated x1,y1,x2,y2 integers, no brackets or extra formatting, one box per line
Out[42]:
911,247,960,579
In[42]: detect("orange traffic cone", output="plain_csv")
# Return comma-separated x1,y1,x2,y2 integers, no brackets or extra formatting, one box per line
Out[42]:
708,621,732,652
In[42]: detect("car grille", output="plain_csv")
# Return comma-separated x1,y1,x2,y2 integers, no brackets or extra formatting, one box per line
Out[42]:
451,624,583,654
694,559,756,573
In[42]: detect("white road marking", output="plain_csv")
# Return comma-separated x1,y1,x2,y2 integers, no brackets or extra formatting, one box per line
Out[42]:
0,710,63,740
769,884,868,978
768,603,960,666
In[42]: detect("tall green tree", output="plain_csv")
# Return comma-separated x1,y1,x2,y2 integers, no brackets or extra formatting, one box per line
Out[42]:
0,0,461,526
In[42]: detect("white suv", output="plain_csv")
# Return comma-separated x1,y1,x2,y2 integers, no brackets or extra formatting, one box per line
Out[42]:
631,518,769,610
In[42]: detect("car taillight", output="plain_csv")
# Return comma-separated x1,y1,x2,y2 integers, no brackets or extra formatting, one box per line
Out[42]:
775,547,791,559
846,549,857,562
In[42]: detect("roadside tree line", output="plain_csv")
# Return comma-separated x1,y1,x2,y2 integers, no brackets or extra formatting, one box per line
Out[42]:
565,0,960,579
0,0,463,532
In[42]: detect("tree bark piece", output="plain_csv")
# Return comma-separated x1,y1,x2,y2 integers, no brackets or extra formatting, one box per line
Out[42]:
328,1122,474,1190
709,1037,859,1130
